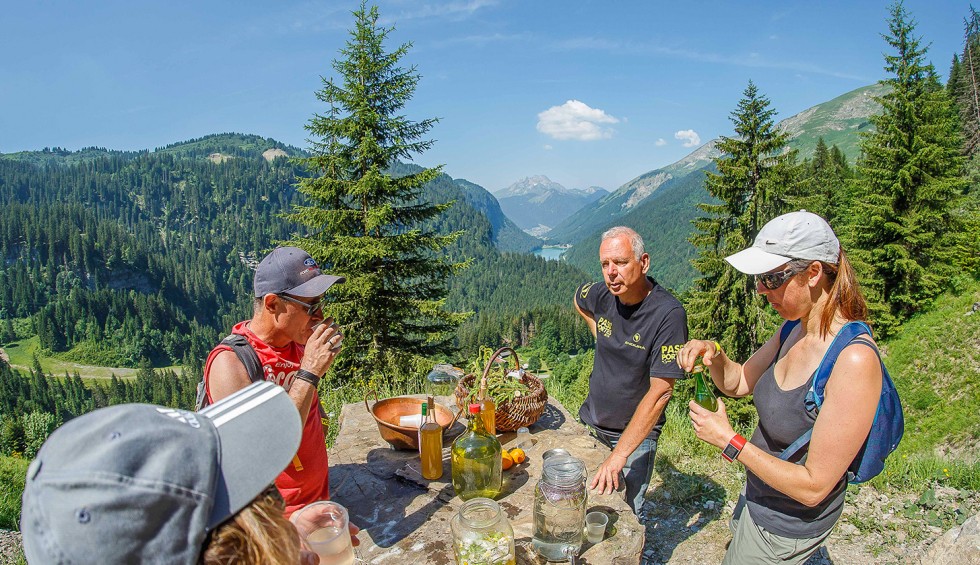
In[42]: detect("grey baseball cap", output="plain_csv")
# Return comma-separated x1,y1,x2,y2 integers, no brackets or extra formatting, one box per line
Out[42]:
725,210,840,275
254,246,345,298
21,381,302,565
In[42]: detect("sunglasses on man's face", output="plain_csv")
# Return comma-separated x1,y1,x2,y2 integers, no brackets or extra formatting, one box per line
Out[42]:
277,293,324,316
755,266,803,290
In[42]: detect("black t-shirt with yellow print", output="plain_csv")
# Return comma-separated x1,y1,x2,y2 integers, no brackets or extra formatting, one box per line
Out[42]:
575,276,688,441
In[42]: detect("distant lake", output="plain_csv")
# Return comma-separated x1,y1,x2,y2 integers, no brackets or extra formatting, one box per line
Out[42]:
533,247,568,261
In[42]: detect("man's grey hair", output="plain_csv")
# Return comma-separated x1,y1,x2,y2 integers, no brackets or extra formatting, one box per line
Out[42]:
601,226,645,260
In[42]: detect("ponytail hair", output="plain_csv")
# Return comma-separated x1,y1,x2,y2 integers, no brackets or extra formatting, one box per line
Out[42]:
818,246,867,337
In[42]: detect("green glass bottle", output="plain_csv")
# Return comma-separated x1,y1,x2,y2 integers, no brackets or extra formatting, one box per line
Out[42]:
694,367,718,412
451,403,503,500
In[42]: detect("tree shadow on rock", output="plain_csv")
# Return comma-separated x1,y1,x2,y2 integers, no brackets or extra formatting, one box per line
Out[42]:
640,456,726,563
329,453,454,549
531,403,566,431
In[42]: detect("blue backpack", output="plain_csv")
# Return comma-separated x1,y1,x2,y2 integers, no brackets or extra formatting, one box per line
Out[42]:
775,320,904,484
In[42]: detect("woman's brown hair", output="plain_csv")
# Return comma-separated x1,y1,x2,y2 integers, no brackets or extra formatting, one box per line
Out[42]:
199,490,301,565
818,247,868,337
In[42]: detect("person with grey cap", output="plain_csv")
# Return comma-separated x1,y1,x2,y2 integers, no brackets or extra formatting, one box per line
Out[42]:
21,381,325,564
203,246,345,516
676,210,883,564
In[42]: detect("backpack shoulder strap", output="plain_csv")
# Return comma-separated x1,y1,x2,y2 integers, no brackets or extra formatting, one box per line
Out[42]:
779,321,874,462
808,321,873,410
197,334,265,411
221,333,264,383
771,320,800,367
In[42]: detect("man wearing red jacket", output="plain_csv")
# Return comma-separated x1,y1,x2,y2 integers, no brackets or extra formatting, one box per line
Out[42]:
203,246,344,516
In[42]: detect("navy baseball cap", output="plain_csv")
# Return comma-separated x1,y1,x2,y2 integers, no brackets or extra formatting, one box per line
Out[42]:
21,381,302,565
253,246,345,298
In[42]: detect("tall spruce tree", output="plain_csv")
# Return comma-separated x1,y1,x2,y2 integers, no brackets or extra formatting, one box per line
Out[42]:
688,81,799,360
790,137,853,225
288,2,467,384
849,2,967,336
952,7,980,159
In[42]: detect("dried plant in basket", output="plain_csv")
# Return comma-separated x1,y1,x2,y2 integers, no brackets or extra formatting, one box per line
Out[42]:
453,346,548,432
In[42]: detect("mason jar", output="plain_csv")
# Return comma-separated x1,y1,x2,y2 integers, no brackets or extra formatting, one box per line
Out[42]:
450,497,515,565
531,454,588,561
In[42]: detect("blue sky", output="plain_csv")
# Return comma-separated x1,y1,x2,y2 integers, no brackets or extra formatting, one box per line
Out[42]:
0,1,969,193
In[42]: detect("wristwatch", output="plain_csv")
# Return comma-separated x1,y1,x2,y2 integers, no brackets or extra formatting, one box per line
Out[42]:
722,434,747,462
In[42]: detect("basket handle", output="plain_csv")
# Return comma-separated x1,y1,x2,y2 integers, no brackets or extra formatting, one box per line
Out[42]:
448,401,464,429
479,346,521,401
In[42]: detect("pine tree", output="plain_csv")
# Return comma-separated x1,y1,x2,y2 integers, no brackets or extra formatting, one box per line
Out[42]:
288,2,467,384
688,81,800,360
953,7,980,159
790,137,853,224
849,2,968,336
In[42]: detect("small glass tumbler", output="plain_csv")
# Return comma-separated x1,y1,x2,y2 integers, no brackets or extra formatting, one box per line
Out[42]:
585,511,608,543
292,501,354,565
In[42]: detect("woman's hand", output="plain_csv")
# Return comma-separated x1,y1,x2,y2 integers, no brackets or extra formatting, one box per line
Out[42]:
676,339,721,373
688,397,736,450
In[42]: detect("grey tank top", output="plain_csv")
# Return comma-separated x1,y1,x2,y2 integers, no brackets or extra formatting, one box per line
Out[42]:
745,350,847,538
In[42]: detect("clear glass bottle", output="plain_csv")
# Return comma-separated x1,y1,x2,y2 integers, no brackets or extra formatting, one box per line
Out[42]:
451,403,502,500
532,454,587,561
693,366,718,411
450,497,515,565
420,398,443,480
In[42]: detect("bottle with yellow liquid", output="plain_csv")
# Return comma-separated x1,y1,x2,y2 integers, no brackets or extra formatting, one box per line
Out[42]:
420,398,443,480
480,397,496,436
451,404,502,500
478,377,496,435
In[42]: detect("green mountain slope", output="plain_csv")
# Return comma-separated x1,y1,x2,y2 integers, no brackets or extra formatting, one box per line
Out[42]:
561,165,715,291
883,279,980,462
553,84,883,291
778,83,886,162
0,135,561,367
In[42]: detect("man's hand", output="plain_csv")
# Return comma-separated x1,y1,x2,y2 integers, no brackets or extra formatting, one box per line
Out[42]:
589,452,627,495
301,317,344,377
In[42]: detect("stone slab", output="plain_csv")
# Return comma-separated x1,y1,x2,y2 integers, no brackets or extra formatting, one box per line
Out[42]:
328,395,644,564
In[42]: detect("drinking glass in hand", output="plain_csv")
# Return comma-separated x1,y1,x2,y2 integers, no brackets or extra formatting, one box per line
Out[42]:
292,501,354,565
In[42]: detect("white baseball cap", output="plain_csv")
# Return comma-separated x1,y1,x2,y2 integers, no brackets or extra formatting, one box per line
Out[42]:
725,210,840,275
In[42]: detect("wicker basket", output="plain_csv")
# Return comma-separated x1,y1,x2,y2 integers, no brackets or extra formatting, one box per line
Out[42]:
453,346,548,432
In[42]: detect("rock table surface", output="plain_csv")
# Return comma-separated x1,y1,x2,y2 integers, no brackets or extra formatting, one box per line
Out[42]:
328,395,644,565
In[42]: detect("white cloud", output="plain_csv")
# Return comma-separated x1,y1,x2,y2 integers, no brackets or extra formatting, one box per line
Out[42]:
674,129,701,147
655,138,667,146
393,0,499,22
536,100,620,141
543,144,553,150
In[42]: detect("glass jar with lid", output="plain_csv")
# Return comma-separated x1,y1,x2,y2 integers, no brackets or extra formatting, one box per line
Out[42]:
531,454,588,561
450,497,515,565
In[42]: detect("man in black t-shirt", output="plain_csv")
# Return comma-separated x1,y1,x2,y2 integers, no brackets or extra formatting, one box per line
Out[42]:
574,226,688,514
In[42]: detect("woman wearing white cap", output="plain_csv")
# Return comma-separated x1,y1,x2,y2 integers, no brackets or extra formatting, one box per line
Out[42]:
676,211,882,564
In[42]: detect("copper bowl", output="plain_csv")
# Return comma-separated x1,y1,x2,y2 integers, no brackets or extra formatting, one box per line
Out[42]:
364,392,463,450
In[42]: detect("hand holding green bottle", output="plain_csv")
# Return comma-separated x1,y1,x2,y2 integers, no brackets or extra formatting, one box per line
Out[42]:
692,365,718,412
